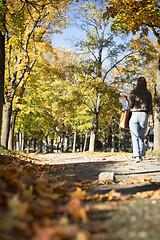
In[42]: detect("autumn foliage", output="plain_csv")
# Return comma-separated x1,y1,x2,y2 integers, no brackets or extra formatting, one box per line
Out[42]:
1,151,160,239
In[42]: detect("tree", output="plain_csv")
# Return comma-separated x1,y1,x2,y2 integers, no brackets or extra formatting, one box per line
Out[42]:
0,0,6,141
1,0,73,148
73,0,132,151
15,47,79,151
104,0,160,150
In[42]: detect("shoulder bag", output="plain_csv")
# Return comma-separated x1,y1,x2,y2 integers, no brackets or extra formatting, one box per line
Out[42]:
119,109,131,129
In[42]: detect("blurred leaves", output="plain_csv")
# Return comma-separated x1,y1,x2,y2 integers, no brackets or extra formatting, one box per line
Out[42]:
1,153,160,239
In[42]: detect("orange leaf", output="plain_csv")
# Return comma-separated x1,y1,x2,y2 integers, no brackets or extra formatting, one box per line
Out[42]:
150,190,160,200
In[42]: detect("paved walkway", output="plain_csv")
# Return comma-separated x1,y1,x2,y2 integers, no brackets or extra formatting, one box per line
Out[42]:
30,152,160,195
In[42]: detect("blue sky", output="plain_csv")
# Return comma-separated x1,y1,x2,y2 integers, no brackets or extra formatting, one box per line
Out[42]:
52,24,156,52
51,0,157,51
52,0,84,50
52,25,82,50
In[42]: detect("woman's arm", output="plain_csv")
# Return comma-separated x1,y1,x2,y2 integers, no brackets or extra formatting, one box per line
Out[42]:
124,95,129,107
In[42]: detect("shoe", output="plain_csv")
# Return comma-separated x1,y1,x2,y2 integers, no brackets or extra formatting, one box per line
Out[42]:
134,157,142,163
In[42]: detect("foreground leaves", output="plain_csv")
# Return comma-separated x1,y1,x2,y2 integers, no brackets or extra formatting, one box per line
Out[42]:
0,153,160,240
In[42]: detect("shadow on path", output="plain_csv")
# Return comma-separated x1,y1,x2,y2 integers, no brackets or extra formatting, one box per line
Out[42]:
92,183,160,195
117,170,160,176
45,159,160,196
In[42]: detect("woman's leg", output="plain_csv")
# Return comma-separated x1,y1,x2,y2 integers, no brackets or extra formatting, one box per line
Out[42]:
129,112,140,157
138,112,148,157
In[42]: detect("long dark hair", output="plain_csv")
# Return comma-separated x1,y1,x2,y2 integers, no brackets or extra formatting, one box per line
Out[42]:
136,76,147,89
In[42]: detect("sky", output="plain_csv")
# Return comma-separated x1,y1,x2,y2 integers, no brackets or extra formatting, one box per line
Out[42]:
51,0,85,51
52,20,156,51
51,2,157,52
52,25,82,51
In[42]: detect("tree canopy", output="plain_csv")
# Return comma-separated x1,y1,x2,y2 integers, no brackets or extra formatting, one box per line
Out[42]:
104,0,160,39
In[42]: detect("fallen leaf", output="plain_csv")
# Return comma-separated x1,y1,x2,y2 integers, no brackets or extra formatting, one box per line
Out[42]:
71,187,86,199
150,189,160,200
135,191,153,199
65,198,89,223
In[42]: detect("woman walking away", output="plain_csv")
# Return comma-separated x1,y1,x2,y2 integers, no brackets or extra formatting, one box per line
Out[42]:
125,77,154,163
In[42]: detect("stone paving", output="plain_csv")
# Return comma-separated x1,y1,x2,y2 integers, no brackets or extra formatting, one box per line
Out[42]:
29,152,160,195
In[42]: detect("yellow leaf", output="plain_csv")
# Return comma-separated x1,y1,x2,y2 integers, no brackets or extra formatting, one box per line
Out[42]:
107,189,123,201
71,187,86,199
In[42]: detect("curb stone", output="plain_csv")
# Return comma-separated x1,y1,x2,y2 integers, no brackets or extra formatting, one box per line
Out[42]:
98,171,115,182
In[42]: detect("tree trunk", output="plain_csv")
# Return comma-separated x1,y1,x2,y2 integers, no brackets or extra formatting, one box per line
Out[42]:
45,136,48,153
72,130,76,153
100,136,106,152
50,139,54,153
83,132,88,152
56,136,59,153
16,133,19,151
111,132,115,153
79,134,83,152
89,130,96,152
27,140,30,153
1,101,12,148
8,80,27,150
38,140,43,153
21,132,25,151
154,57,160,151
0,3,5,142
22,132,25,151
19,132,22,151
63,136,69,152
33,138,36,152
0,30,5,142
8,110,18,150
89,112,98,152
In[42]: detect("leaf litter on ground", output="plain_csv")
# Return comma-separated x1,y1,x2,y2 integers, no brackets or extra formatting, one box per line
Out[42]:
1,152,160,240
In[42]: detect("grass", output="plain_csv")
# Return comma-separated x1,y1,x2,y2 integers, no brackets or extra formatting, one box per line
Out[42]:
0,146,20,156
146,150,160,157
1,145,160,157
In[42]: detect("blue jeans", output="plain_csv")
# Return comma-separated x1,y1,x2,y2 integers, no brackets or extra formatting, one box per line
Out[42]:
129,112,148,157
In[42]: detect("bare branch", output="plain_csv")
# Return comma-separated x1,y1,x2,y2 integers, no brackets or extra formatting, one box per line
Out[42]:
88,95,95,111
10,51,22,87
10,58,36,100
89,50,98,61
148,25,160,46
7,45,12,82
102,51,136,82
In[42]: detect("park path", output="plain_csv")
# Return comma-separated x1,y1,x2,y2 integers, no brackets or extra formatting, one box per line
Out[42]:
29,152,160,195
